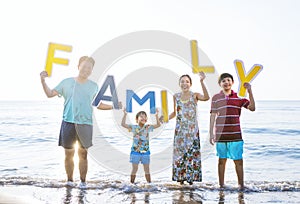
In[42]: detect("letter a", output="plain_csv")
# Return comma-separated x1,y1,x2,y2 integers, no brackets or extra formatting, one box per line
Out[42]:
92,75,120,109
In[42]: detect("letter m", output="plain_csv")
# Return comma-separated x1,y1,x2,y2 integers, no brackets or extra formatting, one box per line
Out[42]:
126,90,156,114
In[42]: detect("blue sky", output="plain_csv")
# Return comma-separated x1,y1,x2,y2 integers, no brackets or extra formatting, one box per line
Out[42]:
0,0,299,100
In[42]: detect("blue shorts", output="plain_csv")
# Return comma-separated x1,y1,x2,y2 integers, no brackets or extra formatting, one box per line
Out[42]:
130,151,150,164
216,141,244,160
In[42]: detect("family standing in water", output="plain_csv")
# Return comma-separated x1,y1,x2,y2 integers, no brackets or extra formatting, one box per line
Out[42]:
40,56,255,190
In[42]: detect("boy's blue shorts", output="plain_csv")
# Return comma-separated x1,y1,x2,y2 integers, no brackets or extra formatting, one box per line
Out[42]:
216,141,244,160
130,151,150,164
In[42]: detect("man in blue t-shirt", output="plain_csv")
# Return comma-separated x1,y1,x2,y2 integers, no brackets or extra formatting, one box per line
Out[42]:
40,56,115,188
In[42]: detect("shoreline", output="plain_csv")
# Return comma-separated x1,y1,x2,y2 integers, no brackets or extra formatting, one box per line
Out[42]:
1,183,300,203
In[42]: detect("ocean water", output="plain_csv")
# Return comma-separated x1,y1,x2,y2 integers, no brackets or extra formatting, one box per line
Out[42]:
0,100,299,203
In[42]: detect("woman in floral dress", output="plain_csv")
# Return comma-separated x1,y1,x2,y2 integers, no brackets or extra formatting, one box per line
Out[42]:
162,72,209,184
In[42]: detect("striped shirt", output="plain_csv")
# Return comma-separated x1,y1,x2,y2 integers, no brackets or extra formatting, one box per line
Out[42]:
210,90,249,142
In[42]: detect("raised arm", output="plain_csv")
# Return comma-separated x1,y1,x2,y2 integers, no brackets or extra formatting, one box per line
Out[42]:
40,71,58,98
196,71,210,101
152,108,161,129
244,82,256,111
121,108,130,129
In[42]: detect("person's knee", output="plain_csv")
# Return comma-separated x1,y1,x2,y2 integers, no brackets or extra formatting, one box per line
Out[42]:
218,158,227,166
131,165,138,174
234,159,243,167
143,165,150,174
78,148,88,160
131,169,138,175
65,149,75,160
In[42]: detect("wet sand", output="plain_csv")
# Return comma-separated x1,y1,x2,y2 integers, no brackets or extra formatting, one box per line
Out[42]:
0,192,36,204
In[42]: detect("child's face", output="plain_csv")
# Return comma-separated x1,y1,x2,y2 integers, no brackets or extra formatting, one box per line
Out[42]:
137,114,147,125
219,77,234,91
78,60,93,79
179,76,192,92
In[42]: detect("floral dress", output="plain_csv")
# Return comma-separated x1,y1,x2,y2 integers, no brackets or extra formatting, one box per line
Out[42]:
172,92,202,182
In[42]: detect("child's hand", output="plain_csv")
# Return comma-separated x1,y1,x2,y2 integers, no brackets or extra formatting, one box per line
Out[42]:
199,71,206,82
155,108,159,116
123,107,127,114
40,71,48,81
118,101,123,109
159,115,164,124
243,82,252,91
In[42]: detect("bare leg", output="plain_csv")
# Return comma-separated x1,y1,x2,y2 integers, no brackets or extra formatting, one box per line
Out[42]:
64,148,75,181
131,164,138,183
143,164,151,183
234,159,244,189
218,158,227,188
78,147,88,182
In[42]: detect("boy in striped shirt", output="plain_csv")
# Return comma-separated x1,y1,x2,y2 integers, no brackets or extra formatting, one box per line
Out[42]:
209,73,256,190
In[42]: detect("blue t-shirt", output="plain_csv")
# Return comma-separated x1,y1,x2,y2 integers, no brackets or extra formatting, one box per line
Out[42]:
54,78,98,125
129,124,154,154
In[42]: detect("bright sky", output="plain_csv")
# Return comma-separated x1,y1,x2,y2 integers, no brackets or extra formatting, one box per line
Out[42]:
0,0,299,100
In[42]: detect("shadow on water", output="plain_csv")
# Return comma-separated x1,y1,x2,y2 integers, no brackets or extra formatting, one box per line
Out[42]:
63,187,87,204
127,189,245,204
130,192,150,204
172,189,204,203
218,190,245,204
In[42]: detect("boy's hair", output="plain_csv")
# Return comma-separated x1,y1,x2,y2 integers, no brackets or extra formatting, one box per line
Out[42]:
78,56,95,67
136,111,147,119
218,73,234,84
179,74,192,85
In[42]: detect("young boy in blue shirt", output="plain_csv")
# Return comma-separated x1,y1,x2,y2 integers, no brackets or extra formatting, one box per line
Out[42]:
121,108,161,183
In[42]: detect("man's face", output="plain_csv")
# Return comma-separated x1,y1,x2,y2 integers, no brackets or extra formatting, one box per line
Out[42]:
78,60,93,79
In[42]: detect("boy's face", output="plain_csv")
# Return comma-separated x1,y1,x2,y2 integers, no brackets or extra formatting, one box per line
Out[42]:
136,114,147,125
179,76,192,92
219,77,234,91
78,60,93,79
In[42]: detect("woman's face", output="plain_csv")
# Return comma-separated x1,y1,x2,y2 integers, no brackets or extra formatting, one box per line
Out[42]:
179,76,192,92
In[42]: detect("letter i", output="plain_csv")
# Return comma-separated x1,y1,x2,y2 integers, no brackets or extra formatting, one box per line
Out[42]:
161,90,168,122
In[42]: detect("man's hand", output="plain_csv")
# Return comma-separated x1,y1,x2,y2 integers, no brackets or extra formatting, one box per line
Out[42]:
40,71,48,82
